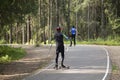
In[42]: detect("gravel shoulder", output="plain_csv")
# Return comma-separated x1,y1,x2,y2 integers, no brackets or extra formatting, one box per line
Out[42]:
0,45,120,80
105,46,120,80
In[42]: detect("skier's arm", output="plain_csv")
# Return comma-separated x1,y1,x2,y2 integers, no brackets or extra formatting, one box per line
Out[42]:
63,34,69,40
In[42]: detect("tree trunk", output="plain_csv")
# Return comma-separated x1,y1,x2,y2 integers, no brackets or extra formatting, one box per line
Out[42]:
67,0,70,36
36,0,41,44
22,26,25,44
56,0,59,26
9,24,13,43
43,0,46,44
75,4,78,40
27,16,31,44
101,0,105,39
48,0,52,43
87,3,90,41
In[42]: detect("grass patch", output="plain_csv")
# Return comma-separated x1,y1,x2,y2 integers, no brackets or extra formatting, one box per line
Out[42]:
76,38,120,46
112,65,119,74
41,38,120,46
0,46,26,63
112,65,119,71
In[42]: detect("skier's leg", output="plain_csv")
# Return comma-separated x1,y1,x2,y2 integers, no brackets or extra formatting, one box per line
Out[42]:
55,51,59,66
70,37,72,47
73,35,76,46
61,46,65,67
55,46,60,68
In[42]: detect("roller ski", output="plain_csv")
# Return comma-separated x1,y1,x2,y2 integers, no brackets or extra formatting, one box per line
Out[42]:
53,65,58,70
59,65,70,69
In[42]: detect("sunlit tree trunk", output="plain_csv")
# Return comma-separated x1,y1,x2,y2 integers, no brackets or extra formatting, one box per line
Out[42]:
27,16,31,44
76,12,78,40
36,0,41,44
67,0,70,35
48,0,52,43
87,3,90,41
43,0,46,44
56,0,59,26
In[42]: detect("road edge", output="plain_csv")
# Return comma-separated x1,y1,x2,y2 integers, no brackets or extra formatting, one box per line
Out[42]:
102,47,112,80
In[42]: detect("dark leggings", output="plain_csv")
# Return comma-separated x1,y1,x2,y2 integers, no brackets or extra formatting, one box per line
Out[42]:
70,34,76,46
55,45,64,66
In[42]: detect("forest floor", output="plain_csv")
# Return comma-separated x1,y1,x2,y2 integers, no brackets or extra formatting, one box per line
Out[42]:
0,45,120,80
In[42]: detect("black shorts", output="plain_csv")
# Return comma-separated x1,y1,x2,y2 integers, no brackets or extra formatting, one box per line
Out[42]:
56,45,64,53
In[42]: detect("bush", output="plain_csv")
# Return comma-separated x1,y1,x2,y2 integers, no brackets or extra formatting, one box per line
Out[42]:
0,39,6,44
0,55,11,63
0,46,26,63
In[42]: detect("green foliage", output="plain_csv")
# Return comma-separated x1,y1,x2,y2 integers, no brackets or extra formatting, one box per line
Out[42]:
0,55,11,63
0,0,39,26
0,0,120,44
105,0,120,35
77,37,120,46
112,19,120,34
0,46,26,63
112,64,119,74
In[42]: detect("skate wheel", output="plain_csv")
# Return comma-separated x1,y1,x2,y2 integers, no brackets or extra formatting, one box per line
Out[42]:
59,66,62,69
53,67,58,70
67,66,70,69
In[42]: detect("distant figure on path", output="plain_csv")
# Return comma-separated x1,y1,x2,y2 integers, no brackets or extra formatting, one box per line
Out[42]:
70,26,76,47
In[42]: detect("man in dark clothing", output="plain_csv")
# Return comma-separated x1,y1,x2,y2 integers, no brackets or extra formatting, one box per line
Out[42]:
70,26,76,47
54,27,68,69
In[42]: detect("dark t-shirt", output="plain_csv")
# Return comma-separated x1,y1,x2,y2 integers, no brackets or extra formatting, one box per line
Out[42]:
54,32,64,46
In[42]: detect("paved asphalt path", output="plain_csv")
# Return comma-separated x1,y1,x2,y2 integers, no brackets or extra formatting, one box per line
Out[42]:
23,45,111,80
